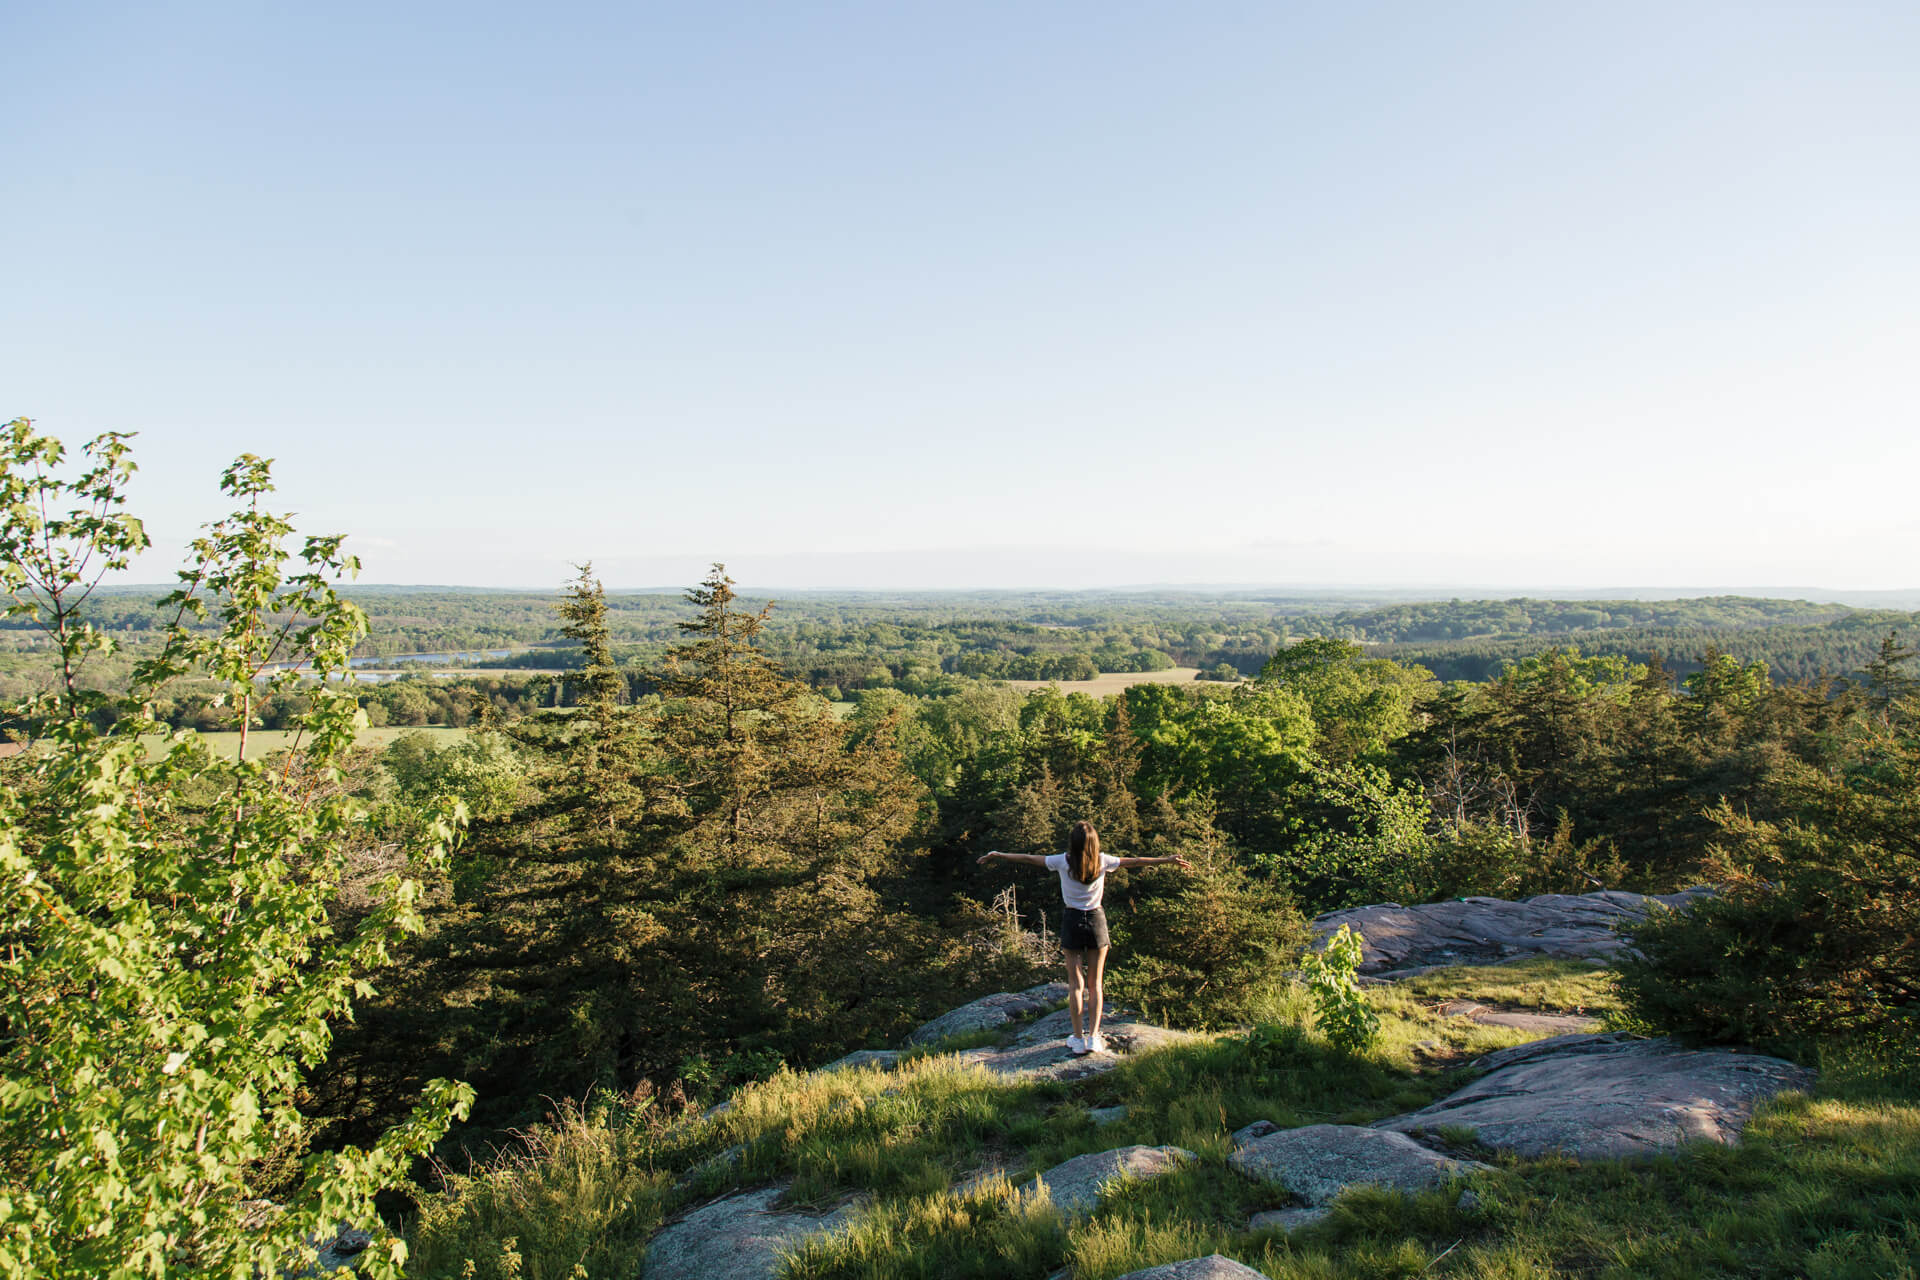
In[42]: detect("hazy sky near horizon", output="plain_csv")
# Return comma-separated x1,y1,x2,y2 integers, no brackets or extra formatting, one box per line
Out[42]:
5,2,1916,591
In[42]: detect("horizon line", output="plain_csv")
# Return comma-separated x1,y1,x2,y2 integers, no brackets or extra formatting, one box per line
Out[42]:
90,581,1920,599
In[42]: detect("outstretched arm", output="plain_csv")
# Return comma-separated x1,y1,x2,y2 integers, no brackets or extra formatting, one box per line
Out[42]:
977,850,1052,867
1113,855,1193,870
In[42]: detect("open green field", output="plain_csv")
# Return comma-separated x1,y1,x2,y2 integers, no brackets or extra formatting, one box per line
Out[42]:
155,725,468,761
1005,667,1233,696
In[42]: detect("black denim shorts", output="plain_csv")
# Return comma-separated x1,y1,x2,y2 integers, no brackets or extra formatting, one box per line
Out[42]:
1060,906,1110,951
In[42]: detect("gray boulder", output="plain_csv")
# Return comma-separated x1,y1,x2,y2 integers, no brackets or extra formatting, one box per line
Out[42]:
1375,1032,1815,1160
642,1185,856,1280
1230,1119,1279,1148
1228,1124,1489,1205
1087,1104,1130,1127
1115,1256,1269,1279
904,982,1067,1045
1025,1144,1196,1216
1311,889,1712,976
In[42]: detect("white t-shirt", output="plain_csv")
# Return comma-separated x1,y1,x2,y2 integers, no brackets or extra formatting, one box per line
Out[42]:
1045,852,1124,911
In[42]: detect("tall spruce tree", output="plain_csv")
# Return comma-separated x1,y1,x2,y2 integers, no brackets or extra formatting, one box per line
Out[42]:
639,566,921,1078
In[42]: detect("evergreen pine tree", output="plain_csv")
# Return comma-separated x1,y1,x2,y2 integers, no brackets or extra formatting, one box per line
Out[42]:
638,565,922,1078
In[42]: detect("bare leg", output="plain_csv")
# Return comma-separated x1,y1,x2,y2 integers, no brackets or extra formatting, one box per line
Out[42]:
1064,949,1086,1040
1086,946,1109,1041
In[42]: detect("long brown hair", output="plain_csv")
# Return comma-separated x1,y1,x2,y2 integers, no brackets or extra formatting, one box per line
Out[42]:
1068,820,1102,884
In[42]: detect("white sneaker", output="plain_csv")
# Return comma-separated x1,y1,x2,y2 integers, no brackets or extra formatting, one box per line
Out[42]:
1067,1034,1087,1055
1086,1033,1108,1054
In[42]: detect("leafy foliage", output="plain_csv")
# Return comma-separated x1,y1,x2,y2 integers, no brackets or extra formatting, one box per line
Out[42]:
1300,924,1381,1053
0,422,470,1279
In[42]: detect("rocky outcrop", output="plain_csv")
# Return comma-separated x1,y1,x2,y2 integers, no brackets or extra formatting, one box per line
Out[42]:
1311,889,1712,976
640,918,1827,1279
641,1185,856,1280
1115,1257,1268,1279
1025,1144,1196,1216
903,982,1067,1044
1228,1124,1490,1205
1375,1032,1815,1160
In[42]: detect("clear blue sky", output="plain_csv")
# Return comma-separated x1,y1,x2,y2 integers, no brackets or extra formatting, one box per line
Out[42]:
5,2,1916,590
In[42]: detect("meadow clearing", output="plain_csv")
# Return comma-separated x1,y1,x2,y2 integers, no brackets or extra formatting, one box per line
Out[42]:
154,725,469,761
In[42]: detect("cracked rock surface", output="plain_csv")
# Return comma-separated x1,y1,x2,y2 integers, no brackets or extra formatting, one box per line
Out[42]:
1375,1032,1815,1160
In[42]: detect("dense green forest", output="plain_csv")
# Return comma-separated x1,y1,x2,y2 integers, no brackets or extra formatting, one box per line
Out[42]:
6,425,1916,1278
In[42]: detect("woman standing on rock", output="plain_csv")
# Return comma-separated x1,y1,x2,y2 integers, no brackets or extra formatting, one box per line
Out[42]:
979,821,1191,1055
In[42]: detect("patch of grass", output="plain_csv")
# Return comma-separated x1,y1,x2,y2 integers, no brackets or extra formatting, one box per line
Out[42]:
1004,668,1216,695
406,1095,682,1280
780,1180,1067,1280
701,1057,1070,1204
1392,957,1622,1018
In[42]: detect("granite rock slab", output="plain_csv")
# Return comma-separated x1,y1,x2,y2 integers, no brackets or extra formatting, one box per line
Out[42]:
641,1185,856,1280
904,982,1067,1045
1115,1256,1269,1280
1311,889,1712,975
1228,1124,1489,1205
1375,1032,1816,1161
955,1016,1200,1082
1025,1144,1196,1216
